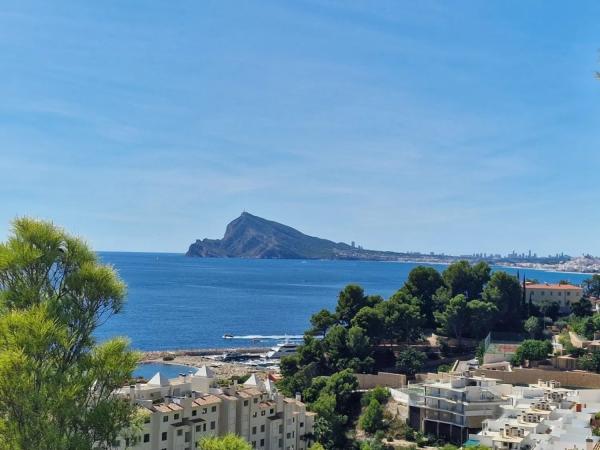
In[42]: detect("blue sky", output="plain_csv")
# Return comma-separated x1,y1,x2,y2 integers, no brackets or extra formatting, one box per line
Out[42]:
1,1,600,255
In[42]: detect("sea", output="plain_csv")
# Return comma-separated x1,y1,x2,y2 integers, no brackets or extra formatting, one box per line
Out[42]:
96,252,591,352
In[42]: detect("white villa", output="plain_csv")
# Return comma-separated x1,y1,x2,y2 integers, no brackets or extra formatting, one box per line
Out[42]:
470,379,600,450
109,367,315,450
392,374,600,449
405,374,512,444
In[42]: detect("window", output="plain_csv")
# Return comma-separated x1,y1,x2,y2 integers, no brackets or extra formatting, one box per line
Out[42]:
174,413,180,420
260,439,265,446
192,410,197,416
252,426,257,435
162,432,168,441
177,429,183,436
253,412,257,418
144,434,150,443
211,406,217,412
144,416,151,424
300,422,304,428
261,411,265,416
270,408,274,414
244,400,249,406
163,415,168,422
260,425,265,432
286,432,291,439
196,425,201,432
202,407,207,414
254,398,258,404
210,421,215,430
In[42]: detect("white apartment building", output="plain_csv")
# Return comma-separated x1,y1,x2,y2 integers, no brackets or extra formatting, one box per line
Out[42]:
109,368,315,450
471,380,600,450
394,375,512,444
524,283,583,311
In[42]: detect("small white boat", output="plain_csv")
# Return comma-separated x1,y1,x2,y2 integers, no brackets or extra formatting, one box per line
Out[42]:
222,334,234,339
266,341,298,359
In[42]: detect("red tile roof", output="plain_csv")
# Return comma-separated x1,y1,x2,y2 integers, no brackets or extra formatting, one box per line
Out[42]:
193,395,221,406
525,283,582,291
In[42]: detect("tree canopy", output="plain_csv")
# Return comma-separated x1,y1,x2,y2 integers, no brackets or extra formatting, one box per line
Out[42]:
398,265,445,326
584,275,600,298
443,260,490,300
395,347,426,376
482,271,523,330
359,398,384,434
0,218,138,450
435,294,470,346
279,261,553,448
578,350,600,373
524,316,542,339
512,339,553,366
198,434,252,450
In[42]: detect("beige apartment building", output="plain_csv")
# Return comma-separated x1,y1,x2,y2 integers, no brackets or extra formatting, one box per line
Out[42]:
109,369,315,450
524,283,583,311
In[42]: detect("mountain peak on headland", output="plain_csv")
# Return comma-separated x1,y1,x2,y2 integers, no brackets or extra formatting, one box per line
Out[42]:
185,212,393,260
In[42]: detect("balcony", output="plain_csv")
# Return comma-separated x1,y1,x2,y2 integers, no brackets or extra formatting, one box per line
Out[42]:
425,410,465,426
425,399,464,413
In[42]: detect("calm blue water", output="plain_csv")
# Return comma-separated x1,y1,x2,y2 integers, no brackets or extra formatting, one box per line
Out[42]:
95,253,591,351
134,362,195,379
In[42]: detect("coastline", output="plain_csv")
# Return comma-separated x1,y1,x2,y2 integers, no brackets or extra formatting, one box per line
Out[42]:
139,347,275,380
140,346,269,360
387,258,597,275
494,263,596,275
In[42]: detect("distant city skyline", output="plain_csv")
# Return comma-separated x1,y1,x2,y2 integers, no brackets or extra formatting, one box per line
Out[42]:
1,1,600,254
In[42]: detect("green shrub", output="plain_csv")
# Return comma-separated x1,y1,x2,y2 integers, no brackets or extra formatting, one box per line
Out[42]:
359,399,385,434
362,386,390,406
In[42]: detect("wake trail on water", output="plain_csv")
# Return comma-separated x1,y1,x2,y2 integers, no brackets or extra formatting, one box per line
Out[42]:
226,335,304,340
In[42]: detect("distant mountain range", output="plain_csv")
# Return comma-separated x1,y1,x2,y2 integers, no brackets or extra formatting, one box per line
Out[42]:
186,213,585,270
185,212,408,260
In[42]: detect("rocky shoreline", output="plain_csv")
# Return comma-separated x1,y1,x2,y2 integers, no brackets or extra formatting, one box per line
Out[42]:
140,347,275,381
141,346,268,360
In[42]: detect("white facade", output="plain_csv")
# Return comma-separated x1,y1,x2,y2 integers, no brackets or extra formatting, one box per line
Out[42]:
471,380,600,450
422,375,512,444
392,375,512,444
109,367,315,450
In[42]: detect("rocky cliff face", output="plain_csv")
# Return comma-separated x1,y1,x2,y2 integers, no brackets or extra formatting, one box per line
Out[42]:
186,212,354,259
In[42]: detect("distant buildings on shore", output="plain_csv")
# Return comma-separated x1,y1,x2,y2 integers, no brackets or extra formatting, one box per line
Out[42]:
111,368,314,450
